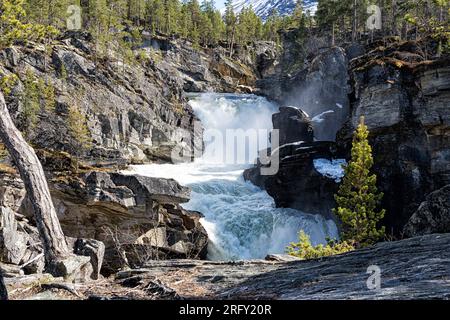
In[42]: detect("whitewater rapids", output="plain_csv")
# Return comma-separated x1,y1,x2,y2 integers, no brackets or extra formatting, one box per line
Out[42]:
129,93,338,260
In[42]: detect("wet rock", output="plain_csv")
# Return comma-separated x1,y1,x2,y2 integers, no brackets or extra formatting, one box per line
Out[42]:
403,185,450,237
272,106,314,145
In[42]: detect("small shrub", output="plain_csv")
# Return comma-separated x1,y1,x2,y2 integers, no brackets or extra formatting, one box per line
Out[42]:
287,231,354,260
0,73,19,96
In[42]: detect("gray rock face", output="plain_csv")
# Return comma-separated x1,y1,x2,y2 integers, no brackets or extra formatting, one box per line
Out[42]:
259,46,350,142
244,105,341,218
219,234,450,299
259,34,449,235
0,201,104,282
404,185,450,237
0,205,43,270
339,51,450,234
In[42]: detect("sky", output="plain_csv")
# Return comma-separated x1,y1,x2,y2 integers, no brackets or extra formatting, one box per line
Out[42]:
216,0,226,9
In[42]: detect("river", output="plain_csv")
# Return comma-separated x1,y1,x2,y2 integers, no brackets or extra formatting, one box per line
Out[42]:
129,93,338,260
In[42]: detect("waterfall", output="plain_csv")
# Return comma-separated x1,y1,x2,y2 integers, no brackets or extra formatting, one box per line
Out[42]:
130,93,338,260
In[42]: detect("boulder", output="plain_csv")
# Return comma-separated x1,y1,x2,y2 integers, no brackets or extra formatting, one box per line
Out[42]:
272,106,314,145
48,255,92,283
403,185,450,237
69,238,105,281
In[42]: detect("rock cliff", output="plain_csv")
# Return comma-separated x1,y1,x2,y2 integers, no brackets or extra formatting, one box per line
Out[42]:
0,32,277,165
255,35,449,235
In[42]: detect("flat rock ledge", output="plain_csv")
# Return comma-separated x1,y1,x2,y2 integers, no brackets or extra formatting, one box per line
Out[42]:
4,234,450,300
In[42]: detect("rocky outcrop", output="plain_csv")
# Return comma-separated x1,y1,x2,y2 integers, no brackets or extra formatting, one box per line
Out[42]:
106,234,450,300
258,35,449,235
0,170,208,274
244,106,342,218
219,233,450,299
403,185,450,237
273,106,314,145
0,203,105,282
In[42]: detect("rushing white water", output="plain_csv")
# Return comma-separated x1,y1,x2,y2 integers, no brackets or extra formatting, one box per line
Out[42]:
129,93,338,261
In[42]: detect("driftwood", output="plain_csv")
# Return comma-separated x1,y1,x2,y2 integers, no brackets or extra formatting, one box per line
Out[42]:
0,92,71,272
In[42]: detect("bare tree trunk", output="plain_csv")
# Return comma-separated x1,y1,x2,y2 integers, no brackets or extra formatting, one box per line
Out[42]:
229,26,236,58
332,22,335,46
0,92,71,269
391,0,399,37
0,271,7,300
352,0,357,42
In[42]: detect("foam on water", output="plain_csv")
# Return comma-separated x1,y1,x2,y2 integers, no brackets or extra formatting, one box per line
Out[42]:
129,93,339,260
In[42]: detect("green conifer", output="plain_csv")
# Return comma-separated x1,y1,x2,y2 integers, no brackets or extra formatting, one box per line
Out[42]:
333,117,386,247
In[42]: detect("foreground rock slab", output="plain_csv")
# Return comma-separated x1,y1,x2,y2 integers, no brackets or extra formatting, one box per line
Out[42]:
115,234,450,300
220,234,450,300
4,234,450,300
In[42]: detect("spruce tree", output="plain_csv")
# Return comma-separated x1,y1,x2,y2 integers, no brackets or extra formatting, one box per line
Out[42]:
333,117,386,247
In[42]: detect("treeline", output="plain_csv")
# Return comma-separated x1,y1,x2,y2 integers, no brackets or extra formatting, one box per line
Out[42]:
316,0,449,52
1,0,448,55
0,0,318,53
0,0,291,49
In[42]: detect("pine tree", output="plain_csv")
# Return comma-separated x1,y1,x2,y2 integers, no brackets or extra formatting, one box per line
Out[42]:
333,117,386,247
0,0,58,48
21,69,40,138
67,104,92,157
224,0,237,53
